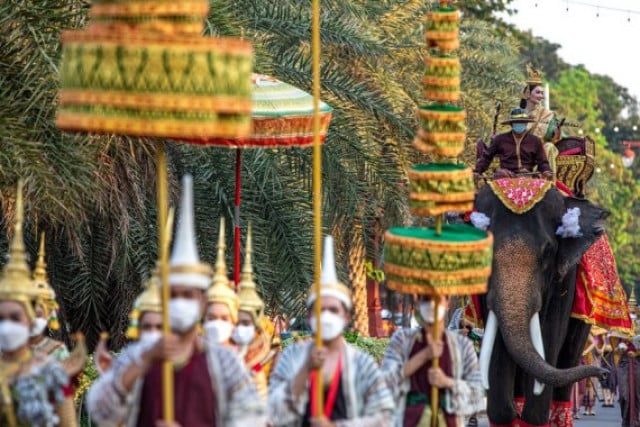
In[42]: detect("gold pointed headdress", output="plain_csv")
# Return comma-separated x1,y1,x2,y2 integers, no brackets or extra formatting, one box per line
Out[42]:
206,217,239,323
237,224,264,326
0,180,36,321
526,63,543,86
32,233,60,329
169,175,213,289
126,268,162,340
307,235,352,310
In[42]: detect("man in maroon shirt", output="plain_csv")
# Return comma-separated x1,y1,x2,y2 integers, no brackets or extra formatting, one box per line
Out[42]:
474,108,552,180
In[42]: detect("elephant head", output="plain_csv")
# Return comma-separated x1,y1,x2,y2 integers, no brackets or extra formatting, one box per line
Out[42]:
474,184,608,388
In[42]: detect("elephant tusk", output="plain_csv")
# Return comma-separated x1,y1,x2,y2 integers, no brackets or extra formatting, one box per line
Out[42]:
479,310,498,390
530,312,546,395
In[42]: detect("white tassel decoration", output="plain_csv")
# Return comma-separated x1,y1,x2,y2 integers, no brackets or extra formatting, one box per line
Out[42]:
470,212,491,231
556,207,582,238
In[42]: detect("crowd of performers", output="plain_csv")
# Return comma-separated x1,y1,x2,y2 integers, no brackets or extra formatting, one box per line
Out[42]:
0,176,487,427
1,64,640,426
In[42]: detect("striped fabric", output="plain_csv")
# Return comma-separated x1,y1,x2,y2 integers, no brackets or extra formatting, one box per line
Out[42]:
381,328,485,427
86,339,265,426
268,340,395,426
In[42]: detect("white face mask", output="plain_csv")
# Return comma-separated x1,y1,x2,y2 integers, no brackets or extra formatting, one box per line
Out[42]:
30,317,48,337
0,320,30,352
232,325,256,345
204,320,234,344
418,301,446,325
138,330,162,347
169,298,201,333
310,311,345,341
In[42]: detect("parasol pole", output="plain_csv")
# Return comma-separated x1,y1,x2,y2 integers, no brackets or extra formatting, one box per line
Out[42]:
431,297,441,427
234,148,242,287
311,0,324,417
157,142,174,422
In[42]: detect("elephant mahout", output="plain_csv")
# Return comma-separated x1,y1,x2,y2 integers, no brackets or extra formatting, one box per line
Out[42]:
472,178,608,427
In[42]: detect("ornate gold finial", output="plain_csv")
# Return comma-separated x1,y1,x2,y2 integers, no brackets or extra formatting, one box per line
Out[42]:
0,180,36,320
526,63,543,86
206,217,239,322
238,223,264,325
629,286,637,310
212,217,228,287
33,232,54,300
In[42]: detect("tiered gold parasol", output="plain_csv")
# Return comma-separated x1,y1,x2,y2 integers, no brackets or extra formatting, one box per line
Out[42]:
383,2,493,425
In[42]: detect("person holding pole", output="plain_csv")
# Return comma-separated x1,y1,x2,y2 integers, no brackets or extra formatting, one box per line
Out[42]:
381,294,484,427
86,175,265,427
268,235,394,427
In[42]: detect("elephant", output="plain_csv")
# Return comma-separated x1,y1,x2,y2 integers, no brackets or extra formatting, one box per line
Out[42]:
472,181,609,426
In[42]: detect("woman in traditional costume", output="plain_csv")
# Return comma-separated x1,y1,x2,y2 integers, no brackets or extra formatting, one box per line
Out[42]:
0,183,76,426
233,226,278,400
268,236,394,426
204,218,240,348
382,294,484,427
520,64,564,178
29,233,69,361
86,175,265,426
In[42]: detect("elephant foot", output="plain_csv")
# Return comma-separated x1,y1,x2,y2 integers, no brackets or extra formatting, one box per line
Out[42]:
549,401,573,427
512,419,550,427
513,397,525,417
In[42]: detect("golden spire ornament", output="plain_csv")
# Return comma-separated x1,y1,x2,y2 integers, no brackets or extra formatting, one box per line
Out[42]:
0,180,36,320
237,224,264,324
206,217,239,322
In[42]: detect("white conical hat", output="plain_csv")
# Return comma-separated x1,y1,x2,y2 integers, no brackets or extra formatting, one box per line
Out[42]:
168,175,213,289
307,235,351,309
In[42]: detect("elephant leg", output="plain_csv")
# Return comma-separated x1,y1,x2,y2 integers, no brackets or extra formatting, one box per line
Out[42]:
521,375,554,426
553,318,591,401
549,318,591,427
513,366,526,417
487,332,518,425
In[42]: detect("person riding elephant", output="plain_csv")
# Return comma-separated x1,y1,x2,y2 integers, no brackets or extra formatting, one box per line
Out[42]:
471,179,610,427
474,108,553,180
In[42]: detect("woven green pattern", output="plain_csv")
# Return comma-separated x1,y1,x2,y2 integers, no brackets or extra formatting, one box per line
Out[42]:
421,104,464,113
60,43,252,97
419,115,465,134
386,273,485,288
409,176,473,194
59,104,250,123
424,84,459,93
424,64,460,78
385,242,491,272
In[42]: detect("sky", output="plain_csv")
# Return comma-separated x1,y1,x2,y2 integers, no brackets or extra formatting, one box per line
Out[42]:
498,0,640,102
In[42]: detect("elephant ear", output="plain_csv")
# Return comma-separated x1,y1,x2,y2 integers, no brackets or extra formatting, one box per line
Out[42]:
556,197,609,280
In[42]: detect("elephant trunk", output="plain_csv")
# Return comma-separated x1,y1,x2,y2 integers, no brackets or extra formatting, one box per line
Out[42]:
494,305,601,387
487,239,603,388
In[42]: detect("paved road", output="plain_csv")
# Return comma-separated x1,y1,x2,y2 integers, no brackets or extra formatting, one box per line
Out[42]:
476,402,623,427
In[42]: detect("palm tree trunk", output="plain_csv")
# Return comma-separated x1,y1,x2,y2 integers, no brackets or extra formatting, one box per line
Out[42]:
348,220,369,336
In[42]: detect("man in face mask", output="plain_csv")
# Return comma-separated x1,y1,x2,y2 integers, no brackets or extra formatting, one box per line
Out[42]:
474,107,553,180
268,235,395,427
86,175,265,427
382,294,484,427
